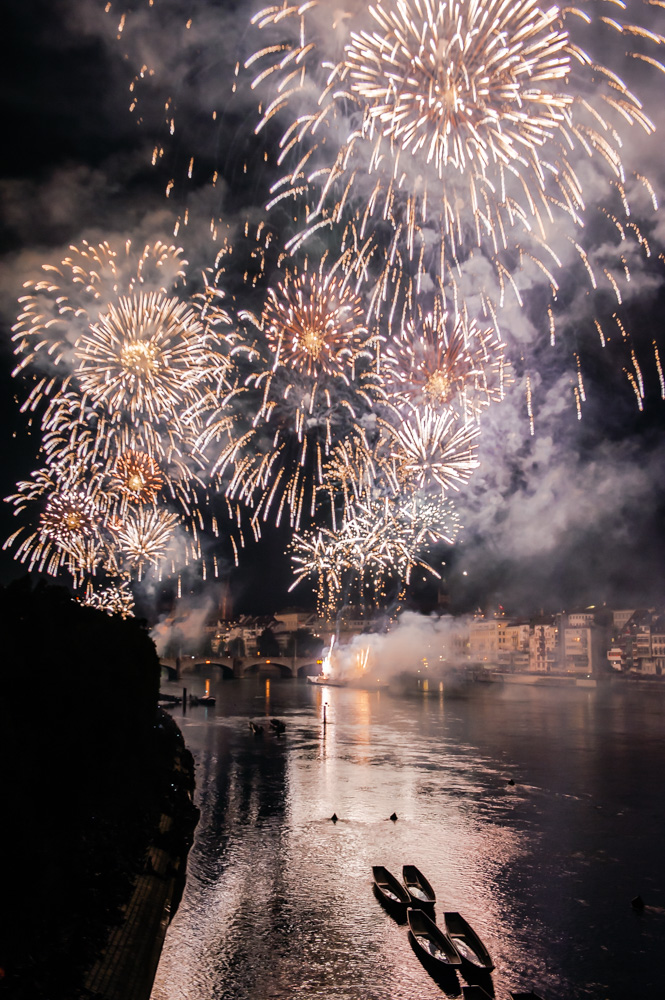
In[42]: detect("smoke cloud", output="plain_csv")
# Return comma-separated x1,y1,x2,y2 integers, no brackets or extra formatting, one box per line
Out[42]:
325,610,472,682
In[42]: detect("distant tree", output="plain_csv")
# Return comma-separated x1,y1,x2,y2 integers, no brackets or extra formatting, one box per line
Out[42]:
258,627,280,657
228,636,245,657
285,628,323,657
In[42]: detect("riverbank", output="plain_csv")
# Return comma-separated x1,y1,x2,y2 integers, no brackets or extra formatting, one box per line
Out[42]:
83,710,199,1000
494,671,665,690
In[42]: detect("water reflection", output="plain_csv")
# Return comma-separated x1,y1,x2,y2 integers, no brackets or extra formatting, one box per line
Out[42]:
152,680,664,1000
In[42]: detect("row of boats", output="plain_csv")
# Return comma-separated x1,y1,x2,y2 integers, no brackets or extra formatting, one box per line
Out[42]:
372,865,544,1000
158,692,216,707
249,718,286,736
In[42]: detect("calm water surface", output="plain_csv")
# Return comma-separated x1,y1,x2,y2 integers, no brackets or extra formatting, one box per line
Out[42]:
150,678,665,1000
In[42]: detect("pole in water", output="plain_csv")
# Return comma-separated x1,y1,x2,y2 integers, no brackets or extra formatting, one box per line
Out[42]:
183,687,187,712
323,703,327,727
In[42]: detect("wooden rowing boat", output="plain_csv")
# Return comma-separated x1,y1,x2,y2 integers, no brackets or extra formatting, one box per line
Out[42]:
407,907,461,968
443,911,494,971
371,865,411,908
402,865,436,908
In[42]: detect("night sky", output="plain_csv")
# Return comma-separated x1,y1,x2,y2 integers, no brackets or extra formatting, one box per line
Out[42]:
2,0,665,620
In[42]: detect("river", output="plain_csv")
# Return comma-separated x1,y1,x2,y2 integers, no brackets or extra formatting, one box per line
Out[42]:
150,677,664,1000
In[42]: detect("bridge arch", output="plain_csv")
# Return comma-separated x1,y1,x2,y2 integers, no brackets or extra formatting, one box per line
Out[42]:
240,660,293,679
190,660,234,680
296,661,321,679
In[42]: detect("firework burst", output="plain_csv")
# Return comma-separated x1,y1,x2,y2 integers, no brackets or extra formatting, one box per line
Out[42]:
383,301,509,421
379,405,480,492
251,1,661,253
73,289,228,421
12,240,234,429
260,262,374,379
199,256,384,531
82,578,136,619
111,450,164,505
4,471,108,582
111,507,182,579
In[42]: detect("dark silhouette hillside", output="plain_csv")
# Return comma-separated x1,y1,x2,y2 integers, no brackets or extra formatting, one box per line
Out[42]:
0,578,180,999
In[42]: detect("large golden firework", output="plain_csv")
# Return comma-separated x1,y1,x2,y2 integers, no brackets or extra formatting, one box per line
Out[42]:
74,289,227,420
12,240,234,425
252,1,660,246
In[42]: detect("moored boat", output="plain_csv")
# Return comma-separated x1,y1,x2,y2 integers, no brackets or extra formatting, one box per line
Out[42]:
402,865,436,908
372,865,411,908
443,911,494,971
407,907,462,967
306,675,347,687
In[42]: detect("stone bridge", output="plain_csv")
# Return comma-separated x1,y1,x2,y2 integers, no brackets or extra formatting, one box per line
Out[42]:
159,654,321,680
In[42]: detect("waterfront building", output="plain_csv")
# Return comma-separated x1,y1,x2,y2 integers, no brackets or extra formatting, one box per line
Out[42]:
560,625,608,675
468,618,501,665
612,608,638,630
498,620,531,669
610,609,654,673
650,616,665,675
566,609,597,628
529,620,559,672
217,614,279,656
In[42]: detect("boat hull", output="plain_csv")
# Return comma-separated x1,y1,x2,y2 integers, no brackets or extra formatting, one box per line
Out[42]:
402,865,436,909
306,676,347,687
407,907,461,968
443,911,494,971
372,865,411,910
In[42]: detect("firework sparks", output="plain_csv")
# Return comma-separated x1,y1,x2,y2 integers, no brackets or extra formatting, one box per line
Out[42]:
82,578,135,618
74,290,228,421
4,474,108,582
383,302,509,422
259,262,375,379
379,405,480,492
290,490,449,612
249,0,665,407
251,1,661,253
200,256,384,531
12,241,234,426
111,450,164,505
111,507,181,579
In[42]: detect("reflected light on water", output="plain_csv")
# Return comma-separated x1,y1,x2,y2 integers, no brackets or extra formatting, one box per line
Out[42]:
151,680,664,1000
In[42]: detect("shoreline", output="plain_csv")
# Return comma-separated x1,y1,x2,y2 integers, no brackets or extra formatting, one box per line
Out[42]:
493,672,664,690
82,710,199,1000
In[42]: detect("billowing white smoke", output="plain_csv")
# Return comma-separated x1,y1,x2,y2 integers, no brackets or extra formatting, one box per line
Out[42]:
325,610,472,681
150,591,217,657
